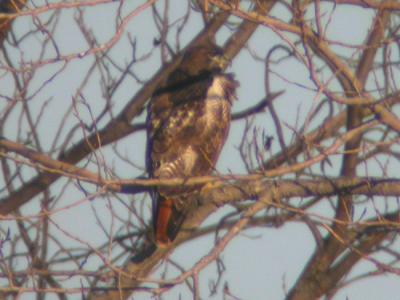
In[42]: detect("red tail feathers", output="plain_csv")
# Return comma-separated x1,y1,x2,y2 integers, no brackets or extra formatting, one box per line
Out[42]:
154,196,186,247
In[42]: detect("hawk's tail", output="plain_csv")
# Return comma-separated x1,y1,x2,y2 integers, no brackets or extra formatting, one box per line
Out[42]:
154,196,187,247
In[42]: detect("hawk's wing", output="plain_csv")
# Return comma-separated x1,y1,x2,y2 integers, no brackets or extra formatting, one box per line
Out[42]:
146,72,237,246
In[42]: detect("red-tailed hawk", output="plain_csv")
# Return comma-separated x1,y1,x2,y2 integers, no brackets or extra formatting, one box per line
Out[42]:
146,41,238,247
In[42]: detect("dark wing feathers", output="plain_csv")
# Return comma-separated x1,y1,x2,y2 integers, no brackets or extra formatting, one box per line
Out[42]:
148,74,236,179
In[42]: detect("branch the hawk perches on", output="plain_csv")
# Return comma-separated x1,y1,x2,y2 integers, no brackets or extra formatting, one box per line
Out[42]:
146,40,238,247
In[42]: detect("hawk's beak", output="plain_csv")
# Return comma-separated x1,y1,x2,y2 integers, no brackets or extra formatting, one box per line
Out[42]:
210,55,230,70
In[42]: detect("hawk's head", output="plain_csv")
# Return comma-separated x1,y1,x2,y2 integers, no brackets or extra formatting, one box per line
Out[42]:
180,42,229,76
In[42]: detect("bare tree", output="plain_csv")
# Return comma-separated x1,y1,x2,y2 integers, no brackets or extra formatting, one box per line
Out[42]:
1,0,400,299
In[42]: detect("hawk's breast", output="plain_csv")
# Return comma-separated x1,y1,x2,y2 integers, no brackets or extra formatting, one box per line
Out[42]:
203,75,232,133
